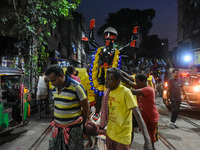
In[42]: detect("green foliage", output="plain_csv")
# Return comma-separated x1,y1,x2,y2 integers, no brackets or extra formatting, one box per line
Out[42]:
19,0,80,74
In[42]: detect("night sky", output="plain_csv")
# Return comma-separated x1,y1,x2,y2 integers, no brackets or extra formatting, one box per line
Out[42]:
77,0,178,51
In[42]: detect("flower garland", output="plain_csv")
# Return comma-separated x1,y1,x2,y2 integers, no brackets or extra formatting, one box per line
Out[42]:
88,47,122,96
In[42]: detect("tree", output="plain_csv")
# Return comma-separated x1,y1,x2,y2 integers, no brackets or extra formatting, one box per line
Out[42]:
19,0,81,73
97,8,155,47
0,0,81,92
139,35,164,58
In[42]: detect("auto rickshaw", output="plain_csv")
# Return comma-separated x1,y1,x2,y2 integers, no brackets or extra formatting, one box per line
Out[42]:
0,66,31,134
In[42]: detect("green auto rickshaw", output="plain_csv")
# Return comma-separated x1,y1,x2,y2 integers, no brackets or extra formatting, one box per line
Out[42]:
0,66,31,134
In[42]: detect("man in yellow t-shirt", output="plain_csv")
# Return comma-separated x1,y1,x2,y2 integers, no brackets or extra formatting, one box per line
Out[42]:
81,65,96,106
104,67,152,150
147,72,156,91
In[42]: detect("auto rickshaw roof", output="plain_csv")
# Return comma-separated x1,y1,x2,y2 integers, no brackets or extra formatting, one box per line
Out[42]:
0,66,24,76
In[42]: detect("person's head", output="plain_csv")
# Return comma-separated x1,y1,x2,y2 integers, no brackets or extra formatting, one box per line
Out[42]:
45,65,65,88
67,65,75,75
146,71,150,77
40,72,45,76
135,70,139,75
75,70,79,76
141,69,145,74
172,68,180,79
105,67,121,90
135,73,147,88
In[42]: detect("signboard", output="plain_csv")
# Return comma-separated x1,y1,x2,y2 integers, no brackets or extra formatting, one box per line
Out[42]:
194,51,200,65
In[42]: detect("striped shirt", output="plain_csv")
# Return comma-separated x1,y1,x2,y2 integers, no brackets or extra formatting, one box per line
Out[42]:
52,76,87,125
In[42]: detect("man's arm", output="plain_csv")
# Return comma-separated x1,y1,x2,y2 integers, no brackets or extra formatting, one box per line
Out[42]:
79,98,89,123
131,89,144,96
121,70,136,88
132,107,152,150
121,70,134,81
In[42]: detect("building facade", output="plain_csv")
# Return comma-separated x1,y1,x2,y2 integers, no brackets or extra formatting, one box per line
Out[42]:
177,0,200,68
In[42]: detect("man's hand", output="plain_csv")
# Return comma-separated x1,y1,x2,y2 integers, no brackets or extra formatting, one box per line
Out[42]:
132,107,152,149
79,98,89,124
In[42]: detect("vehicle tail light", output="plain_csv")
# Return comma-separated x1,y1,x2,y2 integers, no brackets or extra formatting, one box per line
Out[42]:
164,82,167,88
163,90,167,94
181,73,189,76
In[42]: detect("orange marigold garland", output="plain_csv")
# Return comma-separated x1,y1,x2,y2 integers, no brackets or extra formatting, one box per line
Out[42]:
88,47,122,96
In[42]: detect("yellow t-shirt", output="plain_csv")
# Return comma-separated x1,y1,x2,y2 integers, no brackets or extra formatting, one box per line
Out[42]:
147,75,153,88
81,75,95,103
107,85,138,145
121,81,132,88
132,74,136,83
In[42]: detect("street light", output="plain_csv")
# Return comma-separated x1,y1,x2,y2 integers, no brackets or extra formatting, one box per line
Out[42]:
184,55,192,62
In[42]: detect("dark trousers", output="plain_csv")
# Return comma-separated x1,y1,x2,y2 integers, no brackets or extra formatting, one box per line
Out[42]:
170,100,181,123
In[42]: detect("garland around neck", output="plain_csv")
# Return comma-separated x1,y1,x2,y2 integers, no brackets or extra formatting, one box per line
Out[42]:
89,47,122,96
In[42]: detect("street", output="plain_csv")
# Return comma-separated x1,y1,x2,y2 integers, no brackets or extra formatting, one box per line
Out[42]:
0,97,200,150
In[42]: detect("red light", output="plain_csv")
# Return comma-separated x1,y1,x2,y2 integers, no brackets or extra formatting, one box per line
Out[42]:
164,82,167,88
182,73,188,76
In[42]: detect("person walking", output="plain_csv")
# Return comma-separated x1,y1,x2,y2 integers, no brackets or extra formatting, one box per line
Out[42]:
101,67,152,150
45,65,89,150
36,72,49,119
147,71,156,91
167,69,184,129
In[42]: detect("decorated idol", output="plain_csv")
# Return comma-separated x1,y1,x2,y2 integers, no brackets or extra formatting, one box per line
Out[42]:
82,19,139,120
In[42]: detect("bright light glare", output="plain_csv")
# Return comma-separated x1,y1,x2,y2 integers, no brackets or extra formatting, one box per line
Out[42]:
184,55,192,62
163,90,167,94
194,86,200,92
164,82,167,88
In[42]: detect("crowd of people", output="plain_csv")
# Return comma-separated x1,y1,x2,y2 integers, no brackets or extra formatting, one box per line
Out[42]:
127,58,169,97
35,59,184,150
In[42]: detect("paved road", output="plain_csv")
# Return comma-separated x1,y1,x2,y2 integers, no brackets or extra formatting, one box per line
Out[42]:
0,97,200,150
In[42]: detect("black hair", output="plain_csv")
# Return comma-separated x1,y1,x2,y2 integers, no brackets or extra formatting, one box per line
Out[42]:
45,65,64,76
173,68,179,74
107,67,121,80
75,70,79,76
67,65,75,75
135,73,147,82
